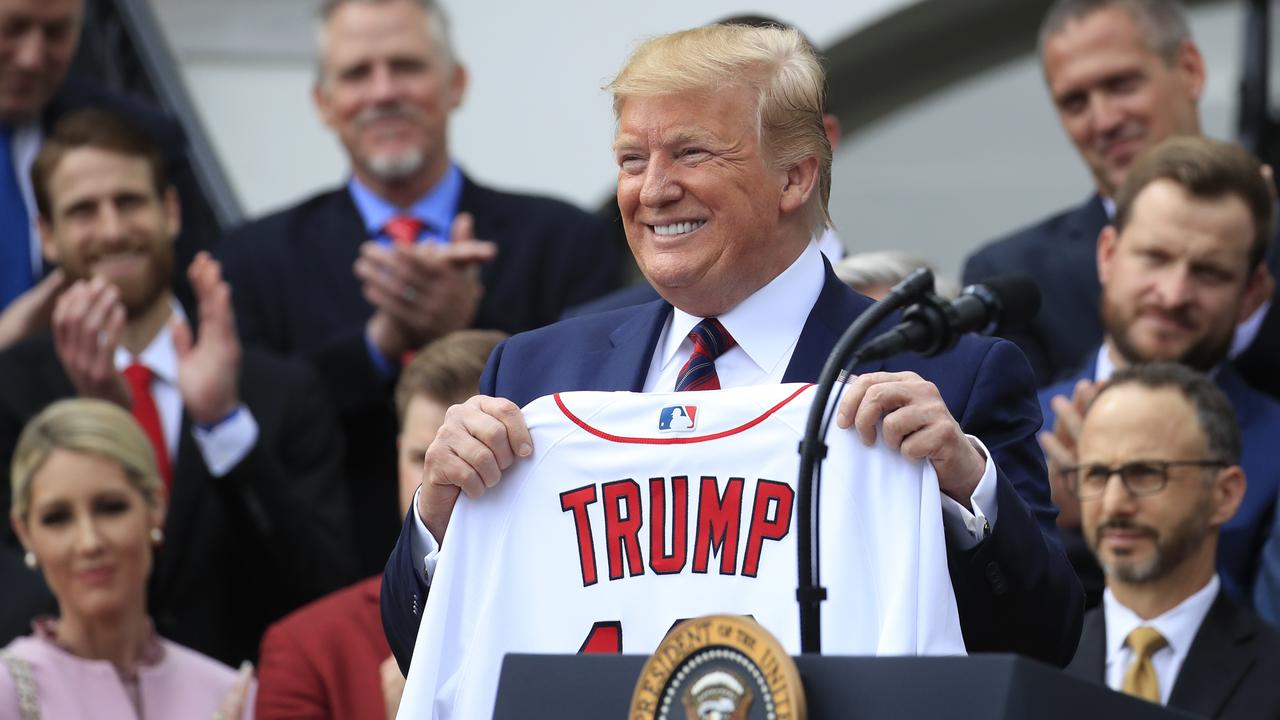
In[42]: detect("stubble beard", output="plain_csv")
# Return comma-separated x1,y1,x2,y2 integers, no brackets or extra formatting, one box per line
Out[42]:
1093,493,1214,585
1100,290,1233,372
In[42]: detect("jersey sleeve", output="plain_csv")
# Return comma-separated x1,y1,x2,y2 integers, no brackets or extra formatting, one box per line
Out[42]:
398,392,604,718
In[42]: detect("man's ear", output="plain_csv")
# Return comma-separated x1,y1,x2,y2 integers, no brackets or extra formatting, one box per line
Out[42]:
446,62,468,112
163,186,182,242
1175,39,1207,104
37,216,59,265
1097,225,1119,285
778,155,819,216
1209,465,1246,528
312,81,337,132
1238,264,1273,324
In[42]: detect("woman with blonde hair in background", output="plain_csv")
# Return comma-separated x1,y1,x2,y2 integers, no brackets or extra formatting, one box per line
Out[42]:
0,399,253,719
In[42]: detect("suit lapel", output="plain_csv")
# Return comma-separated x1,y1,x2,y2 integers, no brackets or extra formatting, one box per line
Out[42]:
1081,347,1101,381
35,337,76,398
589,300,670,392
150,415,203,599
314,188,372,317
785,261,883,383
1168,591,1258,717
1066,195,1110,242
457,175,505,290
1064,195,1108,306
1065,607,1107,683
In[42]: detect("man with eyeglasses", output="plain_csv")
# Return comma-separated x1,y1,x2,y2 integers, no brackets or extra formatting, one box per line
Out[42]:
1062,362,1280,716
1038,136,1280,613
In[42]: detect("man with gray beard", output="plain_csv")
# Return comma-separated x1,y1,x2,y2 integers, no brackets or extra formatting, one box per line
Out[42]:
1063,362,1280,718
218,0,621,575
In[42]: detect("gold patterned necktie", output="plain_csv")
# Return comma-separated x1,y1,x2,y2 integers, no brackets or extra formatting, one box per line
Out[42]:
1122,626,1168,703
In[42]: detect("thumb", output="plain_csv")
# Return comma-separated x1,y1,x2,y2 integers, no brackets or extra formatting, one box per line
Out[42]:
450,212,475,244
171,315,194,359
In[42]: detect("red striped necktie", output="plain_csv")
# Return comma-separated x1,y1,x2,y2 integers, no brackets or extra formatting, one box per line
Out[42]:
674,318,736,392
123,362,173,493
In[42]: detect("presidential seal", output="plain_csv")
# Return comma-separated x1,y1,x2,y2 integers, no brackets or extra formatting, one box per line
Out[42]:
629,615,806,720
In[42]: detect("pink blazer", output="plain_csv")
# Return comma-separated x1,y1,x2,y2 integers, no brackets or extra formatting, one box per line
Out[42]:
0,633,256,719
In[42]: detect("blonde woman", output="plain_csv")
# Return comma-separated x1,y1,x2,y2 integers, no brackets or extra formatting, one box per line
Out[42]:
1,399,253,719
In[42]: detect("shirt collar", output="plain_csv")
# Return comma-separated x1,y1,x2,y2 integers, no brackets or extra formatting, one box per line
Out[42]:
347,162,463,240
1102,195,1116,221
1103,574,1219,664
113,298,184,386
659,240,824,377
1095,344,1116,382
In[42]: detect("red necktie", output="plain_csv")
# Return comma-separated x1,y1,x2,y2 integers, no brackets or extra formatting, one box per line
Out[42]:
123,363,173,493
384,216,425,246
674,319,736,392
383,215,427,367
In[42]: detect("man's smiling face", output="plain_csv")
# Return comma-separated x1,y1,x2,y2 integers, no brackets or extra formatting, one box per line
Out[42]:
613,85,802,317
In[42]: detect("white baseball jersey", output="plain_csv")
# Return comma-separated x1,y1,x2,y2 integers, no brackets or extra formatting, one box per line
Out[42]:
398,383,965,720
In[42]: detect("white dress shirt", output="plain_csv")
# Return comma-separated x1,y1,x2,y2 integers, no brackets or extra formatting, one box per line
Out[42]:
1103,575,1219,705
410,241,999,581
111,300,258,477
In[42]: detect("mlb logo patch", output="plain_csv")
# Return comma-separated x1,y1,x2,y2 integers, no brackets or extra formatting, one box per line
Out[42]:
658,405,697,432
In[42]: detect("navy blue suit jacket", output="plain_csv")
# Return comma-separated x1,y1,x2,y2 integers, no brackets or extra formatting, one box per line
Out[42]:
1040,352,1280,604
963,196,1108,387
382,263,1084,672
965,195,1280,398
219,177,622,575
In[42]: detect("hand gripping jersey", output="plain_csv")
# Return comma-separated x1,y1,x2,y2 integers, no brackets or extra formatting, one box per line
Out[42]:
399,383,965,719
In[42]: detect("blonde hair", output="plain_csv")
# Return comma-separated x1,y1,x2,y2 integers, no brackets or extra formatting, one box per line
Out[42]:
11,399,162,521
607,24,832,234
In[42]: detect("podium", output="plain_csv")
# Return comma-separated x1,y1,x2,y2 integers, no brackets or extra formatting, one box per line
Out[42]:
493,654,1198,719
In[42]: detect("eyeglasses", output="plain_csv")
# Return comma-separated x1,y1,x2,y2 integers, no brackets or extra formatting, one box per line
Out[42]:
1061,459,1228,500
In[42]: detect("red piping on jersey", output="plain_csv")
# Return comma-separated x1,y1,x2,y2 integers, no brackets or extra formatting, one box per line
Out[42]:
552,384,813,445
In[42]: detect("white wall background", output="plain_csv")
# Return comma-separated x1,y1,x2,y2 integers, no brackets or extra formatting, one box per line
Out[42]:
151,0,1246,280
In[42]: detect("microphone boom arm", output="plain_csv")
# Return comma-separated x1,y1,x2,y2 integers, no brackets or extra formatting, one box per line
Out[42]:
795,269,933,654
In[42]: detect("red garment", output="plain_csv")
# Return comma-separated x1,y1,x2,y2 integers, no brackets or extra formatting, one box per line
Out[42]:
256,576,391,720
384,216,424,246
122,362,173,492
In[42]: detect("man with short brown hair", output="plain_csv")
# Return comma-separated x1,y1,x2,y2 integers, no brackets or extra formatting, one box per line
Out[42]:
0,0,222,348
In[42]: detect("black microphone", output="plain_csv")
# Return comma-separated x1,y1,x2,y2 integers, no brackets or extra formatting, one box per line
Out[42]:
855,274,1040,362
